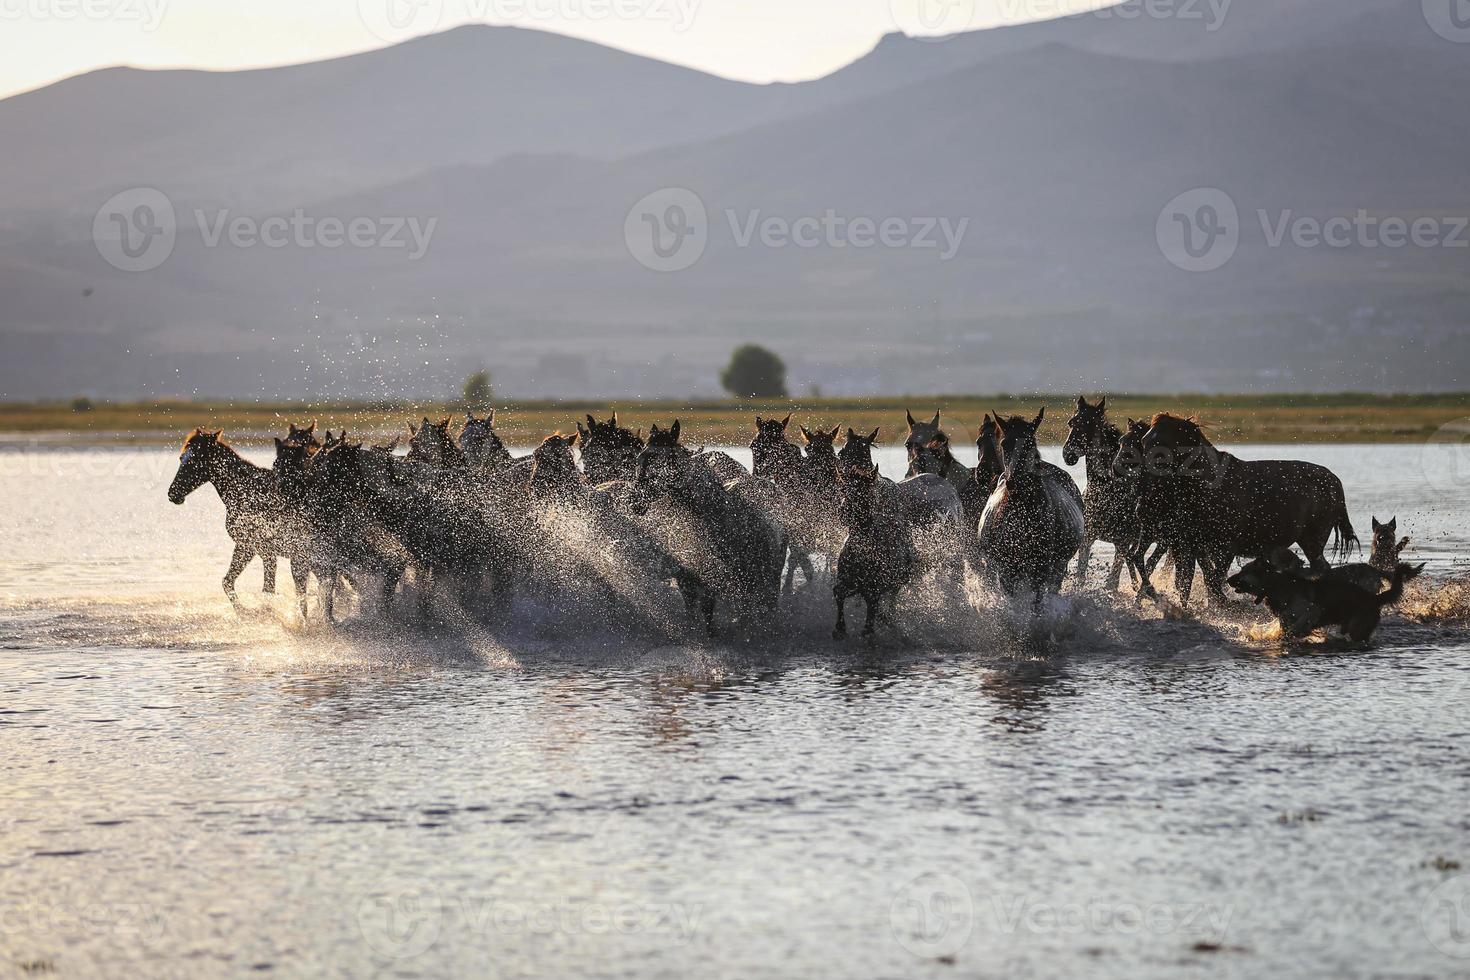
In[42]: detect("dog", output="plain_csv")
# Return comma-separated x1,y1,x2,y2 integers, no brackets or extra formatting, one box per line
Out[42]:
1227,557,1423,642
1266,548,1392,594
1370,516,1410,573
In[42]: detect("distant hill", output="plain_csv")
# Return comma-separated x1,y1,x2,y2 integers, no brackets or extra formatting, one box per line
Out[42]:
1,0,1467,399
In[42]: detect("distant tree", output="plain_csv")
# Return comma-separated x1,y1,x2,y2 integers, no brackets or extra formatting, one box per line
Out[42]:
462,370,493,408
70,396,94,413
720,345,788,399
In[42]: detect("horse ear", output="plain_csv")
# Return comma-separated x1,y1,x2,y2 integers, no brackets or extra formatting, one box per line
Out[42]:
670,419,681,442
780,413,791,430
867,427,880,442
576,422,590,441
906,410,917,429
1032,406,1045,429
487,409,495,425
609,411,617,427
274,437,285,449
1077,395,1087,409
306,421,316,434
931,409,941,427
407,422,418,436
567,431,579,447
587,414,597,428
209,430,222,440
754,415,764,430
846,427,858,440
800,426,814,442
1097,396,1106,411
438,416,451,429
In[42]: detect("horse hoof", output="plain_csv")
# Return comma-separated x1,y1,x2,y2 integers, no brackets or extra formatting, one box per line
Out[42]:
832,628,846,641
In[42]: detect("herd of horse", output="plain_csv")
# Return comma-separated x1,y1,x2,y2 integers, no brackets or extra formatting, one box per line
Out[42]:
166,397,1420,642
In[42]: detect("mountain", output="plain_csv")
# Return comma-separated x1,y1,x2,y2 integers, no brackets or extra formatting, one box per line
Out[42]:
1,0,1467,398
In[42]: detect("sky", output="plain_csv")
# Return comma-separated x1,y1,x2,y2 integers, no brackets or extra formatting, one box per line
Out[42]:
0,0,1117,99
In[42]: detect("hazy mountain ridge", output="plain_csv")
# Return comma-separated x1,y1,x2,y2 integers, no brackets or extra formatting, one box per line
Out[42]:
1,0,1467,398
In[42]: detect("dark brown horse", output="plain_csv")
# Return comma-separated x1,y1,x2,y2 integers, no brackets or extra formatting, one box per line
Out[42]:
576,413,644,484
832,464,918,640
1062,396,1149,592
1138,413,1357,605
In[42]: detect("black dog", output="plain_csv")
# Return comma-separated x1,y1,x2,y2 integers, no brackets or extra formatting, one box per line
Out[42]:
1227,557,1422,643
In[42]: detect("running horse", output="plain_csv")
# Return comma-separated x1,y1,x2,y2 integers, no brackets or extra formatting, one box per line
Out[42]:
978,409,1085,614
1062,395,1149,592
1137,413,1357,605
167,429,304,605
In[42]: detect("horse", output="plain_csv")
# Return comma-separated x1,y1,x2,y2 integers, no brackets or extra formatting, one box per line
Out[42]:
978,408,1085,615
906,410,974,503
458,410,514,468
283,421,321,452
407,416,465,468
799,425,842,496
838,426,966,532
167,428,304,607
631,420,785,633
290,436,411,622
832,464,919,640
1137,413,1357,605
1370,517,1410,574
1062,395,1150,592
750,415,830,594
576,413,644,484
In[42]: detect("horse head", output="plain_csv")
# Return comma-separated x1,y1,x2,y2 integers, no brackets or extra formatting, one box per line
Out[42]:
631,419,687,514
836,463,880,530
168,428,224,504
1110,417,1150,479
904,409,944,463
751,414,801,481
1063,395,1110,467
271,436,314,498
577,413,645,484
838,426,881,475
407,415,463,467
529,432,583,501
996,407,1045,483
974,414,1005,493
283,421,321,453
460,410,512,467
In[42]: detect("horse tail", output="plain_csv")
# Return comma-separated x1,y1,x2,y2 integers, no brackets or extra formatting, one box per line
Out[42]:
1377,562,1425,608
1330,487,1358,561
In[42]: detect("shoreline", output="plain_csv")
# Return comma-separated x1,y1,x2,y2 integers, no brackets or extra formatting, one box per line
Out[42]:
2,394,1468,446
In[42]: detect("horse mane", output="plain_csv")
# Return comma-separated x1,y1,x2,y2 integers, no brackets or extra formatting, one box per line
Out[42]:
1148,412,1212,446
181,428,228,453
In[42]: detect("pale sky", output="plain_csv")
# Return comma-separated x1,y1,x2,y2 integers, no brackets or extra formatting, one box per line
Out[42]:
0,0,1114,99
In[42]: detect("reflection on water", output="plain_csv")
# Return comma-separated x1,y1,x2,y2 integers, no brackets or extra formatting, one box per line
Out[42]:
2,445,1470,978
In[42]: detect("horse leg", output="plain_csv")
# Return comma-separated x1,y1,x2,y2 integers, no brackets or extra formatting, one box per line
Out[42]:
289,559,310,621
1105,548,1126,592
861,593,878,638
832,584,848,640
1174,552,1197,606
1202,552,1232,605
261,555,277,594
1074,537,1094,589
1300,531,1331,573
321,566,336,624
222,543,251,606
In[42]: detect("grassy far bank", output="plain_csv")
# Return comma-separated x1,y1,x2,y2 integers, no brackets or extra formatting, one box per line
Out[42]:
3,394,1470,446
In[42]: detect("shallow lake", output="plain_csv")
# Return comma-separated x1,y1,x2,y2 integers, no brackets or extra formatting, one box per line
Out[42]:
2,443,1469,978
